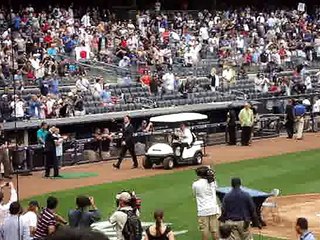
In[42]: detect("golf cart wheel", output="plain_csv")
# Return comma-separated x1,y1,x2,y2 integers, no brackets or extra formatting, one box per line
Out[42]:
163,157,174,170
143,156,152,169
193,152,203,165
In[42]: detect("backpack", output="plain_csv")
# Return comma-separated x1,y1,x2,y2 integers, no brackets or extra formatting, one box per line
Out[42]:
121,210,143,240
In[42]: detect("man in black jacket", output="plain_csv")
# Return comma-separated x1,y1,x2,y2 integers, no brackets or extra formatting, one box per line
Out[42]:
113,116,138,169
44,126,61,178
227,106,237,145
285,99,295,139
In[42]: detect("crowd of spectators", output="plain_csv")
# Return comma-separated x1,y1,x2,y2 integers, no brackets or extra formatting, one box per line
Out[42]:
1,4,320,121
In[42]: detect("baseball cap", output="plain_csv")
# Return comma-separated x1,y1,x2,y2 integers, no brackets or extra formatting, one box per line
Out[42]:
117,192,132,202
28,200,40,208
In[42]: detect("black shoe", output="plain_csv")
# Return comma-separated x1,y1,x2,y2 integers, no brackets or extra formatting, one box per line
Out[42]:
43,175,50,178
113,163,120,169
53,175,63,178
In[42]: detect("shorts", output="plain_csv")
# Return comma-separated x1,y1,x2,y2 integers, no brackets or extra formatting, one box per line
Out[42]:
198,215,219,233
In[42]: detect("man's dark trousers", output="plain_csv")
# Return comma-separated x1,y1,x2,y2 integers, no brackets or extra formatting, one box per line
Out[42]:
285,121,294,138
45,151,59,177
116,143,138,167
228,125,237,145
241,126,251,146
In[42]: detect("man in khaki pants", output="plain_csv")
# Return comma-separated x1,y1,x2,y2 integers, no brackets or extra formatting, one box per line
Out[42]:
219,178,260,240
192,166,220,240
294,101,306,140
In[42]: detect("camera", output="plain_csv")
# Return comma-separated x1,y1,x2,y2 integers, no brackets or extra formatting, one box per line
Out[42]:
195,166,216,183
116,191,142,211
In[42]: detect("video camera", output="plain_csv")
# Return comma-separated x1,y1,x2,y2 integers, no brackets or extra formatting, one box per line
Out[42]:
195,166,216,183
116,191,142,211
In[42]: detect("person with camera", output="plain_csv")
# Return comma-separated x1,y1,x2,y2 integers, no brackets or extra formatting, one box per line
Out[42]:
109,192,142,240
113,116,138,169
192,166,220,240
68,196,101,229
0,182,17,230
3,201,31,240
34,196,67,240
219,178,260,240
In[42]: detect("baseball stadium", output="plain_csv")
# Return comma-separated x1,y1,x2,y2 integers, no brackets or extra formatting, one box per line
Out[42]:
0,0,320,239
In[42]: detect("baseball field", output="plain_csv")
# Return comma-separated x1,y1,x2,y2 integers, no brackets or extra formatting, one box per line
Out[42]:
17,133,320,239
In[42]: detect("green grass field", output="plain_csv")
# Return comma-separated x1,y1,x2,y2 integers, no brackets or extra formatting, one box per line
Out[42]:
24,149,320,240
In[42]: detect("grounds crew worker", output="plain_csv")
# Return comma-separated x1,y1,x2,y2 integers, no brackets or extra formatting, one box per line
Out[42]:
219,178,260,240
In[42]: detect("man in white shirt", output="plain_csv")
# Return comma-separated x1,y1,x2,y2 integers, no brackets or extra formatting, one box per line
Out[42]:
199,25,209,43
3,202,30,240
162,69,176,92
192,166,220,240
22,200,39,239
76,77,90,92
0,182,18,226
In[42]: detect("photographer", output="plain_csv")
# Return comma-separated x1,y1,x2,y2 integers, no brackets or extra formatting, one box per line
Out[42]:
109,192,142,240
0,182,18,226
68,196,101,229
192,166,220,240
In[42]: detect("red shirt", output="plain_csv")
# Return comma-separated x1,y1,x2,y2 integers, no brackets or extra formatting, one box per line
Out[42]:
44,35,53,44
141,75,151,86
121,40,127,48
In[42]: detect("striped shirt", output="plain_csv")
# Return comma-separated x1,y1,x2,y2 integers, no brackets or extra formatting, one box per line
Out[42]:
34,208,56,238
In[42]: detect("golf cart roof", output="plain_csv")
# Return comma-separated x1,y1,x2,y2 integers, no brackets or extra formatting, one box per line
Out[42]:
150,113,208,123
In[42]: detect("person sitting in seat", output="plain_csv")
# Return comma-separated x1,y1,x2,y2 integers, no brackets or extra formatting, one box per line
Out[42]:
173,122,193,157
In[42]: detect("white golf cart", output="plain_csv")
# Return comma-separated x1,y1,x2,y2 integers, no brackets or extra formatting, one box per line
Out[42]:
143,113,207,170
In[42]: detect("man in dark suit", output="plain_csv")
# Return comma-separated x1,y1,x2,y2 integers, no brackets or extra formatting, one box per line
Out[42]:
227,106,237,145
285,99,295,139
113,115,138,169
44,126,61,178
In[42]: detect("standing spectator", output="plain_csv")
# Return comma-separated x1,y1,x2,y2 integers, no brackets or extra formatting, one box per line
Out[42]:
162,67,176,93
44,126,60,178
68,196,101,228
10,95,25,119
285,99,295,139
0,182,18,226
294,101,306,140
29,95,41,119
22,200,40,239
113,115,138,169
144,210,175,240
34,196,67,239
0,123,12,179
3,202,30,240
238,103,254,146
295,217,316,240
208,68,220,92
219,178,260,240
76,77,91,92
192,166,220,240
109,192,142,240
37,121,48,145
